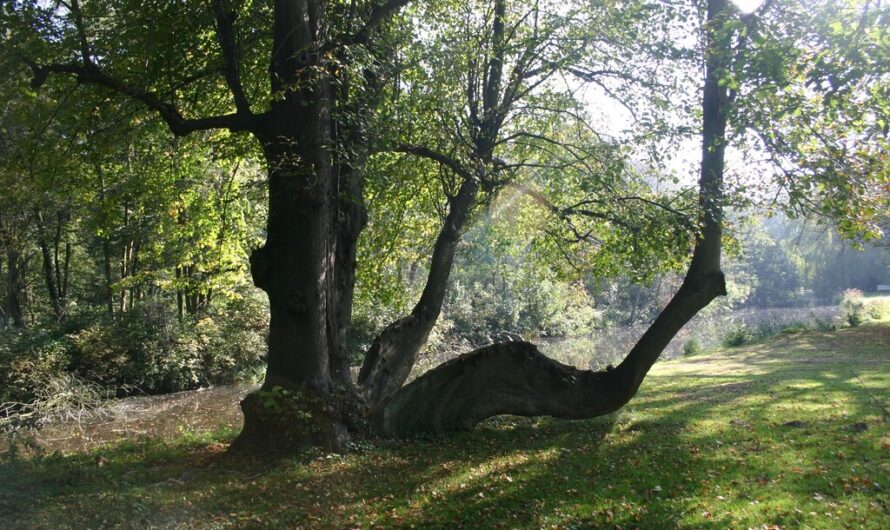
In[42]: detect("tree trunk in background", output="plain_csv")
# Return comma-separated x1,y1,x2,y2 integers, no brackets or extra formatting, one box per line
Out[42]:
60,214,72,302
374,0,732,437
102,237,114,315
5,248,26,328
119,205,129,313
34,208,63,319
52,210,71,302
176,266,184,322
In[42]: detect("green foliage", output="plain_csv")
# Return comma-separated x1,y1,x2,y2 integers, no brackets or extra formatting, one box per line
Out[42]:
746,241,801,307
722,326,751,348
0,295,267,404
682,338,702,357
865,298,888,321
441,219,602,344
256,386,312,422
0,328,72,404
814,317,839,332
731,0,890,239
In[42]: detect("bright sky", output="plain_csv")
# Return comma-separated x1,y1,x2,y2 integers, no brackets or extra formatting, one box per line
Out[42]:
732,0,766,14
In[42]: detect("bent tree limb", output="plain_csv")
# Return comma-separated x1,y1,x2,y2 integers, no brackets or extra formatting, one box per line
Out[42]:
375,0,733,437
358,0,510,410
358,176,479,408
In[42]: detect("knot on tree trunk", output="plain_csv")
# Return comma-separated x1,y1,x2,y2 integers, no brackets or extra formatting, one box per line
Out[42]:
249,246,272,290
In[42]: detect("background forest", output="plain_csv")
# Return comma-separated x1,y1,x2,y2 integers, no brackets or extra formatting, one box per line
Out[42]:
1,139,887,407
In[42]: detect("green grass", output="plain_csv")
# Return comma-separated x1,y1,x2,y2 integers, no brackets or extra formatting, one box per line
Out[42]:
2,323,889,529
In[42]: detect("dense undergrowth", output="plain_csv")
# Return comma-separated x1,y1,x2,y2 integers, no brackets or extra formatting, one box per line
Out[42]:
1,320,887,529
0,296,268,408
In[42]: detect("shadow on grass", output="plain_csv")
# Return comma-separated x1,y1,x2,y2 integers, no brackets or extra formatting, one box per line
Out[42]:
1,324,887,529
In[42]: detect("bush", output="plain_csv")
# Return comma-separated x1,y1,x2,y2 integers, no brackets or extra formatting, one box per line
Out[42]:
814,317,838,332
722,326,751,348
683,338,702,356
865,298,889,321
0,328,72,404
779,321,809,334
0,295,268,404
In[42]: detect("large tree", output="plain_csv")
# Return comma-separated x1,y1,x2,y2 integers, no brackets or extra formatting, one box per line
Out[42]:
4,0,886,451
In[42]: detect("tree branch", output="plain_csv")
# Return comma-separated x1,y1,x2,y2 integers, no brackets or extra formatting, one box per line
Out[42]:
390,144,474,181
333,0,414,49
28,62,258,136
376,0,733,438
213,0,252,114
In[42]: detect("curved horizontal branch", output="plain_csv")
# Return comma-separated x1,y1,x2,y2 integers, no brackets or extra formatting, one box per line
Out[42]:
29,62,259,136
374,341,630,436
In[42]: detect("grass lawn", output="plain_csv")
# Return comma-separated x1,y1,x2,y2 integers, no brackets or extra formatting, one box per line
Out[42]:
1,322,888,529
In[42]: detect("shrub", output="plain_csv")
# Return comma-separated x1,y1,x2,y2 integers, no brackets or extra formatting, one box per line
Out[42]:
683,338,702,356
0,328,71,404
722,326,750,347
779,321,809,334
814,317,838,332
865,298,889,321
0,294,268,404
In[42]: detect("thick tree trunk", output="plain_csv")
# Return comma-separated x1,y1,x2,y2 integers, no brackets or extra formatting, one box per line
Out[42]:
232,0,361,453
375,0,732,437
234,133,353,451
357,178,479,409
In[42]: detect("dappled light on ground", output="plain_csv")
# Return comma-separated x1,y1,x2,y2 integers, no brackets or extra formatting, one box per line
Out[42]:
1,324,888,528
